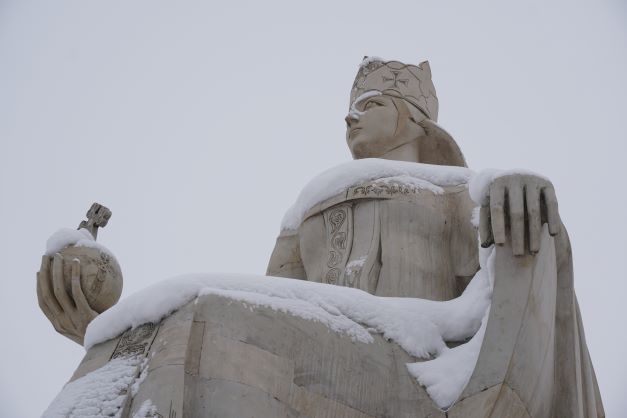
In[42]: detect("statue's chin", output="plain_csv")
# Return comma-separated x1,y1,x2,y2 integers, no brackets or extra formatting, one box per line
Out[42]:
349,131,410,160
348,138,383,160
350,146,390,160
349,149,376,160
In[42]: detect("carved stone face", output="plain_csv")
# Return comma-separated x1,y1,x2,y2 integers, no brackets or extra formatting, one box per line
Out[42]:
345,94,425,159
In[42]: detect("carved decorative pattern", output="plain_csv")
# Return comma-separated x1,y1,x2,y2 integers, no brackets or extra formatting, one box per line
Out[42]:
328,209,346,233
323,205,353,285
106,322,165,417
96,252,116,276
327,251,341,268
88,252,116,295
352,183,416,198
111,322,159,360
325,268,340,284
332,232,347,251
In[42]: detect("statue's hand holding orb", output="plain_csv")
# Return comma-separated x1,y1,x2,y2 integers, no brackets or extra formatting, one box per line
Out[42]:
37,203,122,345
480,174,561,256
36,246,122,345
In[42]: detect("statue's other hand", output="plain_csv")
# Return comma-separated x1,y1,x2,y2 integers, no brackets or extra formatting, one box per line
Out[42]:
479,174,560,256
36,254,98,345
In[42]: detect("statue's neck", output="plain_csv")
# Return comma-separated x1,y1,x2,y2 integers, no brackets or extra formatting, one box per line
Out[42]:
378,138,420,163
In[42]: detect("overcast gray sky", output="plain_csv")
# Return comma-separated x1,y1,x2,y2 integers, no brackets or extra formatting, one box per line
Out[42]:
1,0,625,416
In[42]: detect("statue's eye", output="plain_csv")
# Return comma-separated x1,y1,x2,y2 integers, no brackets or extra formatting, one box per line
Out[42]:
364,100,382,110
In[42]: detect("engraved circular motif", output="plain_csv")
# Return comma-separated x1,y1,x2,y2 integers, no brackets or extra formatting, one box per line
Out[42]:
328,209,346,233
325,268,340,284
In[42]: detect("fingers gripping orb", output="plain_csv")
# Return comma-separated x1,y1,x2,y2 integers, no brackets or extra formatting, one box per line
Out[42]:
58,246,123,313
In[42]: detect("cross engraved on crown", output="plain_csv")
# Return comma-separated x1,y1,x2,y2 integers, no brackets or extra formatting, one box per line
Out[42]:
382,71,409,88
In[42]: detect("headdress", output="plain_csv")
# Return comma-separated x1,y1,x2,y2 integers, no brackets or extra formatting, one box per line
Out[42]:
350,57,439,121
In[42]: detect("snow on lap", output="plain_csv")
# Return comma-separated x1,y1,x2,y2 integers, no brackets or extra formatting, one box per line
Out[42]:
84,245,495,409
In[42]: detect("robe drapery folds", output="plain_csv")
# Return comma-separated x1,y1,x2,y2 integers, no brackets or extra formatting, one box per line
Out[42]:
268,180,604,417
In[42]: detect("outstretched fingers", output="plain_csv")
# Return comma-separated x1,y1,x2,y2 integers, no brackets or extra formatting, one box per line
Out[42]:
542,186,561,236
479,206,493,247
38,255,63,317
71,259,96,319
52,254,74,313
36,256,56,320
526,185,542,254
508,185,525,256
489,182,506,245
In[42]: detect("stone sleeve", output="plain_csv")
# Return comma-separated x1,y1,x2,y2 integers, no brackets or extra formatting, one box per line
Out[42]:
266,231,307,280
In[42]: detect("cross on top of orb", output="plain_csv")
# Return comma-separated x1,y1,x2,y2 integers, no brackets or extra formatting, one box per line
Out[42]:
78,203,112,239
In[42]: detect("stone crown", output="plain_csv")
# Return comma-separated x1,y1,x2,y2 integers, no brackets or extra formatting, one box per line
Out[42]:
350,57,439,122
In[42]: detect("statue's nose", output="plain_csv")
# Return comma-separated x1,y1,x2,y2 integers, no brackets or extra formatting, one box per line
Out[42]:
345,114,357,128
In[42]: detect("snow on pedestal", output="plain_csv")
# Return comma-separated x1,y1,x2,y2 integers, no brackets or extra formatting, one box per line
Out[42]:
42,357,143,418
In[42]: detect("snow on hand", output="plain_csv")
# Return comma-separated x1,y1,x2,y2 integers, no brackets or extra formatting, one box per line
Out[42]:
46,227,114,257
468,168,548,206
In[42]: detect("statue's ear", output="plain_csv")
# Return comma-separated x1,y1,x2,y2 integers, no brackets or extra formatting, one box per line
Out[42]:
417,119,467,167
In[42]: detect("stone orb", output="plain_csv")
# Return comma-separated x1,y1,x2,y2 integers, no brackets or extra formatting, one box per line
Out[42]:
58,245,123,313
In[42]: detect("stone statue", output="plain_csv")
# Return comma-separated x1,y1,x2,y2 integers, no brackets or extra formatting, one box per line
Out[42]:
37,58,604,418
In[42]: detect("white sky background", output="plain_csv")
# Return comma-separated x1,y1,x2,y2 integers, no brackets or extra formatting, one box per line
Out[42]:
0,0,625,416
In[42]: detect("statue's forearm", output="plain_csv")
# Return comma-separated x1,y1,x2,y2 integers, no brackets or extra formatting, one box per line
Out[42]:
266,232,307,280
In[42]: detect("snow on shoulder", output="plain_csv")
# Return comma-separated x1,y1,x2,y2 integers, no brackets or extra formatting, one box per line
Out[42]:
281,158,473,231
